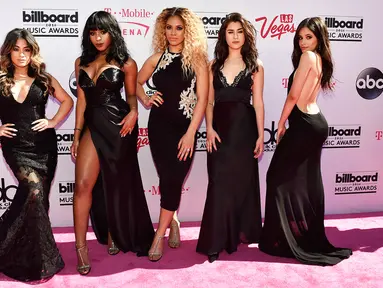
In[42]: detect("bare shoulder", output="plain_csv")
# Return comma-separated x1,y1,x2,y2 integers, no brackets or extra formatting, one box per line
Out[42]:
123,57,138,73
147,52,163,66
256,58,264,72
75,57,81,68
300,51,317,66
46,73,61,88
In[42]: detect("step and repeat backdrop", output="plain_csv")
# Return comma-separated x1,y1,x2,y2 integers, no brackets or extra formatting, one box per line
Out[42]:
0,0,382,226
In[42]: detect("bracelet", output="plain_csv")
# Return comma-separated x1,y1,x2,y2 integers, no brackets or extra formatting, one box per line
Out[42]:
74,128,82,132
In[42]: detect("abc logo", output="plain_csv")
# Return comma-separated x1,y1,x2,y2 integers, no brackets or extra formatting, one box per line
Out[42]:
264,121,278,145
0,178,17,202
196,130,207,139
356,67,383,100
68,70,77,98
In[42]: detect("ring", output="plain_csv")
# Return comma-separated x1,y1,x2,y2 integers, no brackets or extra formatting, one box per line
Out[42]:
187,148,190,151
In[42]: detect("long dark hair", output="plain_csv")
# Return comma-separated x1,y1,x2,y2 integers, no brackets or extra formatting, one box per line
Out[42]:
80,11,129,67
292,17,333,90
0,28,53,97
212,12,258,77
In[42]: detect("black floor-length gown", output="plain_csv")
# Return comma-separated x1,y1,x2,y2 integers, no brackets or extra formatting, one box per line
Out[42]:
78,67,154,255
147,49,197,212
197,69,262,256
0,79,64,282
259,71,352,266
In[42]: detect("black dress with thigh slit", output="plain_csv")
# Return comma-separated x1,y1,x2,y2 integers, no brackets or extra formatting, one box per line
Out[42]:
78,67,154,255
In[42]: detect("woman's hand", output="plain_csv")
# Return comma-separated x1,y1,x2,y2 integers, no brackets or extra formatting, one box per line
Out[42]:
70,140,79,159
0,123,17,138
177,131,195,161
254,137,264,158
31,119,56,132
277,122,286,144
118,110,138,137
206,128,221,153
145,91,164,107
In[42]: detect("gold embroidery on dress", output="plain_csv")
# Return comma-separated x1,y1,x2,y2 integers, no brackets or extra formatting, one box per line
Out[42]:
179,77,197,119
153,49,180,76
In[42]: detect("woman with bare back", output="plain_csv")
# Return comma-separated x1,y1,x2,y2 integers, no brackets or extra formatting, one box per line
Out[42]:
259,17,352,266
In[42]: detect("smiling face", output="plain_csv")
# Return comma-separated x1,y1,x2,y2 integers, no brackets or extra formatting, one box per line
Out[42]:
298,26,318,53
165,15,185,48
10,38,31,68
225,21,245,50
89,29,112,52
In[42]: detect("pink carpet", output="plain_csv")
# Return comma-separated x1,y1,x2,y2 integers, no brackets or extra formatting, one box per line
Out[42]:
1,212,383,288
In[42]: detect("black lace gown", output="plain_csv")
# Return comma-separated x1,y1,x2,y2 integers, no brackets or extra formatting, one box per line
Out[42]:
259,71,353,266
78,67,154,255
0,79,64,282
196,69,262,256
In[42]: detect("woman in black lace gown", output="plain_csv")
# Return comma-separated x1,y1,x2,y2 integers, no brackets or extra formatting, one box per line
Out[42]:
259,17,352,266
0,28,73,282
71,11,154,275
196,13,264,263
137,7,208,261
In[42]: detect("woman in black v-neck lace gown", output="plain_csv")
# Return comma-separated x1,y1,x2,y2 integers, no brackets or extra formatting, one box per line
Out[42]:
196,13,264,263
71,11,154,275
0,28,73,282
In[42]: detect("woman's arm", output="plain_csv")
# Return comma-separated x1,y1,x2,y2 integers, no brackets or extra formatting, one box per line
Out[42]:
252,59,265,158
277,51,315,142
136,53,163,108
70,57,86,158
205,61,221,152
31,75,74,131
49,75,74,125
118,58,138,137
178,63,209,160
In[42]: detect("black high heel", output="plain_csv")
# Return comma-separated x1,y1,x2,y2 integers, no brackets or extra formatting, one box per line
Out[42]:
208,252,219,263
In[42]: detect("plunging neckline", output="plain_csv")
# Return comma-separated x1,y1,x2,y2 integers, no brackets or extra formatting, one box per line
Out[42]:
219,68,246,87
80,67,123,86
12,79,36,104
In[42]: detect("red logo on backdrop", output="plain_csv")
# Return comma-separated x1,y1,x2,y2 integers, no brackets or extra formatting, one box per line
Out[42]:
137,128,149,151
104,8,154,37
255,14,296,39
376,131,383,140
144,185,190,195
282,77,289,88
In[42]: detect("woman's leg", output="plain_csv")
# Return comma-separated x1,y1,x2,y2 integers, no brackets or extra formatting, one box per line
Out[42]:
73,129,100,274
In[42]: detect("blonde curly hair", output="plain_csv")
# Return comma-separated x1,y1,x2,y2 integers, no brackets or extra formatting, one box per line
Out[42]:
152,7,208,76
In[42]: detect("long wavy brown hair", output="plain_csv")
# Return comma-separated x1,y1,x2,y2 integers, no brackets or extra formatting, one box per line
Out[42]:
152,7,208,76
212,12,259,78
292,17,333,90
0,28,53,97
